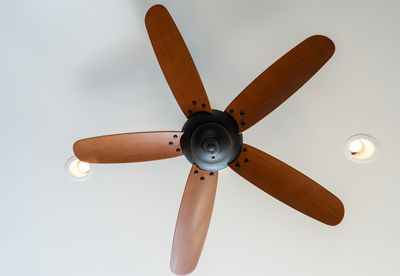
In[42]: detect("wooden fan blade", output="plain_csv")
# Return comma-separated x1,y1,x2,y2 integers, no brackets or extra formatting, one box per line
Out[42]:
73,131,183,163
145,5,211,118
229,144,344,226
171,165,218,275
225,35,335,133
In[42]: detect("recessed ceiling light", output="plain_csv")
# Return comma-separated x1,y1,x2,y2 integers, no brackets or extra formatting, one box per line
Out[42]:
65,156,92,180
345,134,378,163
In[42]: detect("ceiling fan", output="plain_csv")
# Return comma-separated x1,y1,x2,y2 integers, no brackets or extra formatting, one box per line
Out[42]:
73,4,344,275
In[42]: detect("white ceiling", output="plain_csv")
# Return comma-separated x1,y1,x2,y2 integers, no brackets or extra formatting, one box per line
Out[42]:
1,0,400,275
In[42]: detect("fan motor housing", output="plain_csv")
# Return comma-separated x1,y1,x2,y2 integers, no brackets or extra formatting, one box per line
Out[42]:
181,110,243,171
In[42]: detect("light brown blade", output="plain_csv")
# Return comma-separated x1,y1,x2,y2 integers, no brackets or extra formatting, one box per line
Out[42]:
229,144,344,226
73,131,183,163
225,35,335,133
145,5,211,118
171,165,218,275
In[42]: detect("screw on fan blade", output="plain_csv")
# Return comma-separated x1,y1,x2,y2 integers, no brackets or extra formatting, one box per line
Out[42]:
171,165,218,275
229,144,344,226
225,35,335,133
73,131,183,163
145,5,212,118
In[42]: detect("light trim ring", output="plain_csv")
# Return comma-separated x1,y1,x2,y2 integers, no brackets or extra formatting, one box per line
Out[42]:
344,134,379,163
65,156,92,180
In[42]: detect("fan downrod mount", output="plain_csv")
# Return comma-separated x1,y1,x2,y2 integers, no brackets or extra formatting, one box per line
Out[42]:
180,110,243,171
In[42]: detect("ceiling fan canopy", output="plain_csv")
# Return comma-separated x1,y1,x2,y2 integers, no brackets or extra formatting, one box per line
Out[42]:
73,4,344,275
180,109,243,171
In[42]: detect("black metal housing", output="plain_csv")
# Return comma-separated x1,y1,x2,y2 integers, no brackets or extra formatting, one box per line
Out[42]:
180,110,243,171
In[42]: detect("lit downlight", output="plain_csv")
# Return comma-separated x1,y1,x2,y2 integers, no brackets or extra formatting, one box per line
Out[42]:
345,135,378,163
65,156,92,179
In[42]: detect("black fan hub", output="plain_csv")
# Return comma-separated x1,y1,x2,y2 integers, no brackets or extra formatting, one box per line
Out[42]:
181,110,243,171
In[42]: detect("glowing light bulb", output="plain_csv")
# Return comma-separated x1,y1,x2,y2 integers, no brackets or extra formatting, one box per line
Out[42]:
349,139,363,154
77,161,90,173
65,156,91,179
345,135,378,163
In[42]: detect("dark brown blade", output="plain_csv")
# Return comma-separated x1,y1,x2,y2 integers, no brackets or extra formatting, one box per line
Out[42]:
145,5,211,118
171,165,218,275
225,35,335,133
73,131,183,163
229,144,344,226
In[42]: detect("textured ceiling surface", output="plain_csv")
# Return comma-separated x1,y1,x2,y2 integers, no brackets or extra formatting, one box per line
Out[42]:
1,0,400,275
